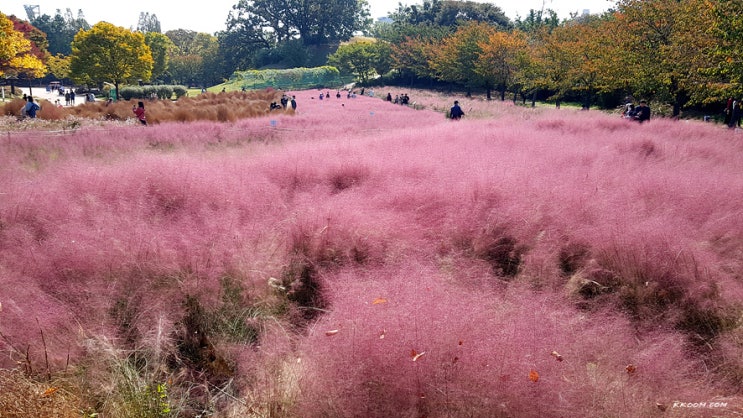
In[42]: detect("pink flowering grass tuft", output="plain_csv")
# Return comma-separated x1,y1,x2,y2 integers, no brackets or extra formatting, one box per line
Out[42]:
1,90,743,415
296,264,713,417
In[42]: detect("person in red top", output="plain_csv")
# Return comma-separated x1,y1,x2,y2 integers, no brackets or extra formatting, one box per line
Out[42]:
133,101,147,125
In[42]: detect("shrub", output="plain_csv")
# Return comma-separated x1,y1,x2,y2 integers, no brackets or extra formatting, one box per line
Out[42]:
172,85,188,99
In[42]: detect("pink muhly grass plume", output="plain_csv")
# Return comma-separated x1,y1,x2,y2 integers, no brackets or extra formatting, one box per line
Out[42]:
1,89,743,414
296,263,711,418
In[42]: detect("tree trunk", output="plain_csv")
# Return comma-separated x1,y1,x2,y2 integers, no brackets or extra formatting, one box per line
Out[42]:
499,84,506,101
486,87,492,100
115,81,120,101
531,90,537,108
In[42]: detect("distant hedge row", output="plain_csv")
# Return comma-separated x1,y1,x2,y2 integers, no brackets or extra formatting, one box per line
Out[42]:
119,85,189,100
231,66,344,90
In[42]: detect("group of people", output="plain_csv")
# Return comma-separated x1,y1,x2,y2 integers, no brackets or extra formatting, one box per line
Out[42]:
62,90,76,106
621,100,651,122
724,98,741,129
386,92,411,105
276,94,297,110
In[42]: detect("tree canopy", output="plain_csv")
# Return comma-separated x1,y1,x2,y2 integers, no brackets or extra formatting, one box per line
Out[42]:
29,8,89,55
70,22,153,98
0,12,46,80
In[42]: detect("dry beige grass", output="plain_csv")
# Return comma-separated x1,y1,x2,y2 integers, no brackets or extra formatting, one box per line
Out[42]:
0,369,83,418
3,89,283,125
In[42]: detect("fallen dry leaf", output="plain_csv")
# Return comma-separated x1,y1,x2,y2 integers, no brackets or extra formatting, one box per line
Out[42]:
372,298,388,305
529,369,540,382
411,350,426,361
41,387,58,397
325,329,339,336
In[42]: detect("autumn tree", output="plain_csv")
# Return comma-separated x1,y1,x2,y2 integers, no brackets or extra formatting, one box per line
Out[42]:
70,22,153,100
0,12,46,94
476,30,528,100
429,21,496,96
47,54,71,80
613,0,716,115
390,35,438,85
704,0,743,100
539,15,618,109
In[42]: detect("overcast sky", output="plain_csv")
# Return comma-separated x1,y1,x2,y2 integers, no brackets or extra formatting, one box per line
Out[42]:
2,0,615,34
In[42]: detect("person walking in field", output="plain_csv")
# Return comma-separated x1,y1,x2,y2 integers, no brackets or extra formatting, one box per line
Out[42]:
450,100,464,120
729,99,741,129
724,97,733,126
132,101,147,125
290,95,297,111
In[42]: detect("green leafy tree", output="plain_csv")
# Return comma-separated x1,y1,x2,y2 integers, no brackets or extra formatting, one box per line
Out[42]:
328,38,390,83
391,0,510,30
228,0,371,45
30,8,89,55
137,12,161,33
145,32,174,81
515,8,560,33
70,22,153,99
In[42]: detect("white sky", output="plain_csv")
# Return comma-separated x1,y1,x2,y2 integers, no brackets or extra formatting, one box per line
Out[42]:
2,0,615,34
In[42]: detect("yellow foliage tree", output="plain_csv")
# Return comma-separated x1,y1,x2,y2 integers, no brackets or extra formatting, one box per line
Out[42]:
476,30,528,101
0,12,47,86
70,22,153,100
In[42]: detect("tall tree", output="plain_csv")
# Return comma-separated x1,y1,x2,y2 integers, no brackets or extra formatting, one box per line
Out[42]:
31,8,89,55
145,32,174,81
226,0,371,47
391,0,510,30
70,22,153,99
137,12,162,33
515,8,559,33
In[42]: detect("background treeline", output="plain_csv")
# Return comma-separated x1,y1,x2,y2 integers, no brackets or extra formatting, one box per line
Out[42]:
4,0,742,114
361,0,743,115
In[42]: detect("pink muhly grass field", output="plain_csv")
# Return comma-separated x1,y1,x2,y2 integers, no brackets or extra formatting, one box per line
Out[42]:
1,91,742,416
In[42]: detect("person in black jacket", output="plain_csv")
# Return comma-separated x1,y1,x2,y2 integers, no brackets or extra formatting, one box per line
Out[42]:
635,100,650,123
450,100,464,120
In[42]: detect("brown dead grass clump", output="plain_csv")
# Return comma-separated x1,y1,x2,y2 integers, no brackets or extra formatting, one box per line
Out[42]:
6,89,282,125
0,369,83,418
